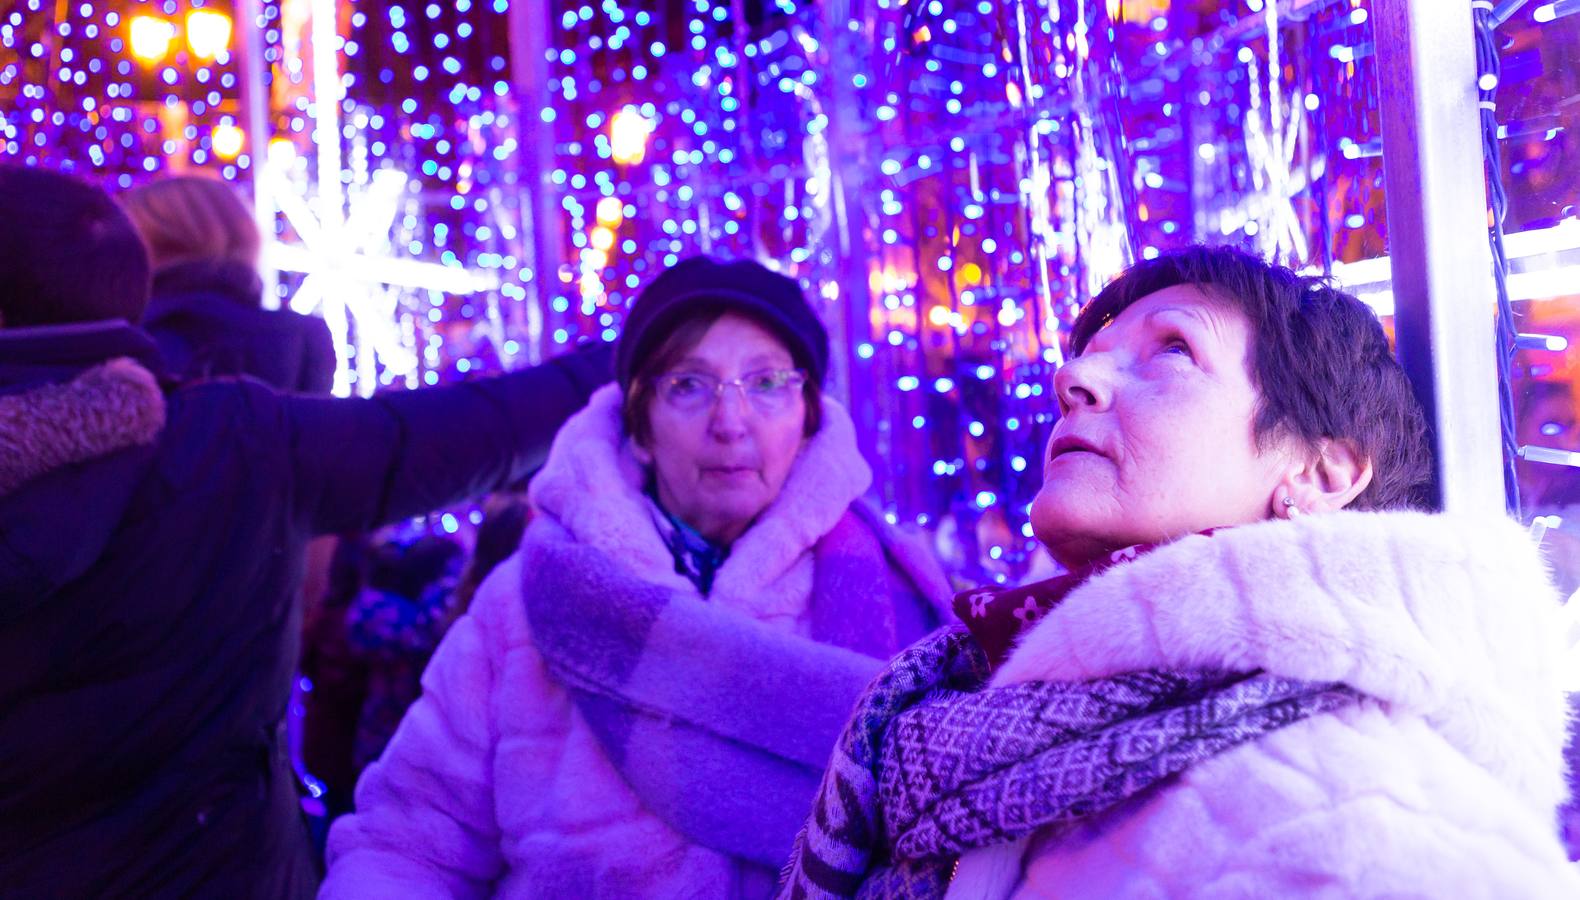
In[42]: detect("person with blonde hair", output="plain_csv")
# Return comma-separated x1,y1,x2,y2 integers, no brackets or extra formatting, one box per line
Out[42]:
121,175,334,393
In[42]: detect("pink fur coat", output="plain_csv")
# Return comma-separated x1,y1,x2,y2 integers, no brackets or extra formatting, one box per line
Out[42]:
321,385,947,898
948,510,1580,899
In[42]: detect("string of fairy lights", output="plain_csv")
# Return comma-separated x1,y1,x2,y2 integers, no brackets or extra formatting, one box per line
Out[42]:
1,0,248,181
4,0,1577,579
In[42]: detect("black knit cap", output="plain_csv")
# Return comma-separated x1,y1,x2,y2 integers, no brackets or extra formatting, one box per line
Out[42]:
616,255,830,392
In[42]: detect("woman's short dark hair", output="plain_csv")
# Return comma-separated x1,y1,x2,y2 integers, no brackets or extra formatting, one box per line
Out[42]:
1070,245,1434,511
622,306,823,447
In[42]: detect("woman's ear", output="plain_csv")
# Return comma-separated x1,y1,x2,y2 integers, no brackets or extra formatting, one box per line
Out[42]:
629,438,654,466
1279,438,1374,515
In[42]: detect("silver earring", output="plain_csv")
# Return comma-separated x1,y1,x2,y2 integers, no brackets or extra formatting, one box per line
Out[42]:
1282,496,1302,518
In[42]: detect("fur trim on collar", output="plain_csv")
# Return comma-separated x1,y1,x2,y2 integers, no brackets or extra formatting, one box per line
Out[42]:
0,357,165,497
992,510,1572,815
527,383,873,621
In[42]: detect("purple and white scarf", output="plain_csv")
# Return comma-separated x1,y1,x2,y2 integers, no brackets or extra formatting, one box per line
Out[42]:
520,503,947,877
779,610,1359,899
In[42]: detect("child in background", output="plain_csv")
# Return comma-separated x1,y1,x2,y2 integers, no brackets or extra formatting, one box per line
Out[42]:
345,494,531,771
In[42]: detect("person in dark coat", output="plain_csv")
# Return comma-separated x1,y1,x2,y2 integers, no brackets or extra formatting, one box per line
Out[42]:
0,164,610,898
120,174,337,394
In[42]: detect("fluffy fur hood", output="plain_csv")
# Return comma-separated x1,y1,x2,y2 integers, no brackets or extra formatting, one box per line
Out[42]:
323,385,945,899
526,382,877,622
0,357,165,498
993,510,1572,815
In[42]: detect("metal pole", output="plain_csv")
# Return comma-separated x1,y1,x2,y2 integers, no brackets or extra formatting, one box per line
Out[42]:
1373,0,1506,517
310,0,343,235
819,0,880,467
236,0,277,307
509,0,558,366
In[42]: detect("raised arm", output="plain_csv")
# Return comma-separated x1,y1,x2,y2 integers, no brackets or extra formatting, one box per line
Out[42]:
282,343,609,535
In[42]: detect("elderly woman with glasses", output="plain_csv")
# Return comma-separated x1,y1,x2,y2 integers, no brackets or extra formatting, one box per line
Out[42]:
321,256,952,898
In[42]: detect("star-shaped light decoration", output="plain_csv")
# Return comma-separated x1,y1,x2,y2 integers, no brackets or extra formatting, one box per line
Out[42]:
256,0,499,396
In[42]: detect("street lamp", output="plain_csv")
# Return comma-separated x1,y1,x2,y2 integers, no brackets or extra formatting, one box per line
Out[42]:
128,16,176,64
186,10,233,60
212,121,245,159
127,9,233,66
609,107,653,165
124,7,240,173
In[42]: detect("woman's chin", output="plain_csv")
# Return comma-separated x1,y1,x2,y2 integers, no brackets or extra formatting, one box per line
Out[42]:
1030,493,1137,568
688,494,772,540
1033,533,1112,570
1031,515,1100,568
697,479,766,505
1029,484,1098,539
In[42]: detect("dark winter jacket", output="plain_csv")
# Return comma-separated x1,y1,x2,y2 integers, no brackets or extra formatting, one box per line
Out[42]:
0,320,609,898
142,258,336,394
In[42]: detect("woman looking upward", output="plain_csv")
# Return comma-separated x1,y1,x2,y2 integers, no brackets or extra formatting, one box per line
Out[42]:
784,245,1580,899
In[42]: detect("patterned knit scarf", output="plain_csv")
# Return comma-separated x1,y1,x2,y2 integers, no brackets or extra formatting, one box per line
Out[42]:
777,625,1359,899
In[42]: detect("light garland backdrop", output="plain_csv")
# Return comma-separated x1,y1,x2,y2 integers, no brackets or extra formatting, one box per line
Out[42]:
5,0,1578,582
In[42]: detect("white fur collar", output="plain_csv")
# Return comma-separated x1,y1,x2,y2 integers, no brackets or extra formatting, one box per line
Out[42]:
992,510,1572,813
526,383,873,621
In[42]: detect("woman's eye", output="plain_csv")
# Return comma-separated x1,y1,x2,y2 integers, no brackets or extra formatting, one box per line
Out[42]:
669,375,708,396
1161,339,1193,358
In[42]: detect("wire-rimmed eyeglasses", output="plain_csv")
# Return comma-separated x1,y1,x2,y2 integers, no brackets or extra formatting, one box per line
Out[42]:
651,368,808,414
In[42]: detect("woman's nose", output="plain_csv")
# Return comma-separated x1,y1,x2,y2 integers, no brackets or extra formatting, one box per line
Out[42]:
707,386,752,438
1054,353,1112,414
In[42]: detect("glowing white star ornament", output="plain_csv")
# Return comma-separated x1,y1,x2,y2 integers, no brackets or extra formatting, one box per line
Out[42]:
257,0,499,396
